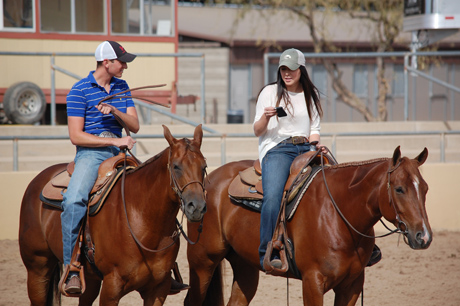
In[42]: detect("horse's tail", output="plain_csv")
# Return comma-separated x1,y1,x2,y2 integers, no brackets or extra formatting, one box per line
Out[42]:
203,262,224,306
47,263,62,306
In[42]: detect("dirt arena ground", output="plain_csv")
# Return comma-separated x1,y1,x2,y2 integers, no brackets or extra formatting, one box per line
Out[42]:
1,230,459,306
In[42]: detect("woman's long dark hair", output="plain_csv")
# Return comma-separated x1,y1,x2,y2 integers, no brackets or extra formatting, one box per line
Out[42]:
275,65,323,120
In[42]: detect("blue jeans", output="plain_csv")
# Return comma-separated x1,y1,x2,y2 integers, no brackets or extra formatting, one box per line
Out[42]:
61,146,119,265
258,141,311,269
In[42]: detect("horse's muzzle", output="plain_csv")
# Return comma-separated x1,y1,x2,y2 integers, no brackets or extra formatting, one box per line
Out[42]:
184,199,207,222
407,225,432,249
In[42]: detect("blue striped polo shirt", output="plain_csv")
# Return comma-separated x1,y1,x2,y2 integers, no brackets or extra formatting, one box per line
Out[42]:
66,71,135,137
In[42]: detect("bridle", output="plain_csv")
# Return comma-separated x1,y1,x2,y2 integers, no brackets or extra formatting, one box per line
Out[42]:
167,148,207,245
320,148,408,239
386,160,409,236
167,148,207,216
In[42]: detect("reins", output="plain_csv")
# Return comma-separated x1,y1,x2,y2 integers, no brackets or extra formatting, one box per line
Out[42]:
97,84,169,164
119,150,204,253
318,148,405,239
120,151,180,253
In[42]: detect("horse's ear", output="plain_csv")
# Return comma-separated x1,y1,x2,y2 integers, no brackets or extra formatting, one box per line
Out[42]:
392,146,401,166
193,124,203,148
414,147,428,166
163,124,177,147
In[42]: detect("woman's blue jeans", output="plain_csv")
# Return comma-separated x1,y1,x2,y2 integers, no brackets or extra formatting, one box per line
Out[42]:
61,146,119,266
258,141,311,269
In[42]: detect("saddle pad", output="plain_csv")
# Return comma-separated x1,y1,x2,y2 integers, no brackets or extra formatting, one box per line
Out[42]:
286,166,322,220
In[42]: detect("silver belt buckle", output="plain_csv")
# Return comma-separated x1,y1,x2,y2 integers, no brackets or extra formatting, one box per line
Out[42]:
98,131,118,138
292,136,305,145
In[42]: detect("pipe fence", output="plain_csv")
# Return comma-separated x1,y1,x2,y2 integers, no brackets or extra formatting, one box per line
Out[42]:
2,130,459,171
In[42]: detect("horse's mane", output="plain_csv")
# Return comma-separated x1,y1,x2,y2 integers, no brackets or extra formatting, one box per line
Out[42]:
127,148,167,174
325,157,389,170
127,138,201,175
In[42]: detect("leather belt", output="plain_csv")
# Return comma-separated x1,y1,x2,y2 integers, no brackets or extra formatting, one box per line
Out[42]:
282,136,308,145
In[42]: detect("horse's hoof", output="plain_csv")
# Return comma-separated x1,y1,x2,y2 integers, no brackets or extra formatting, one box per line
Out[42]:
64,274,82,294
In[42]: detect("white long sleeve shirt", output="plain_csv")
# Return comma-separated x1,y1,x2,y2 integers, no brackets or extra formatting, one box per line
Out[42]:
253,84,321,164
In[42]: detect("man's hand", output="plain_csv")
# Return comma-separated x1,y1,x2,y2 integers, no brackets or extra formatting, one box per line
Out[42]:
96,103,115,115
115,136,136,150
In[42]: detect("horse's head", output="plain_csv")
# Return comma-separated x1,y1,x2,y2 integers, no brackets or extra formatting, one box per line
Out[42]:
163,124,207,222
380,146,432,250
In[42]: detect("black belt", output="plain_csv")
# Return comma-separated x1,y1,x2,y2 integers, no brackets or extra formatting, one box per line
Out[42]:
281,136,309,145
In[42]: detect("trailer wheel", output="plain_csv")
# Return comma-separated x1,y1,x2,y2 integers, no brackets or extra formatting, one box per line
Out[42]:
4,82,46,124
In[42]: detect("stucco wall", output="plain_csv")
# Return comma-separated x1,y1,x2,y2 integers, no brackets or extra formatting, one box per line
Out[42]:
1,164,458,240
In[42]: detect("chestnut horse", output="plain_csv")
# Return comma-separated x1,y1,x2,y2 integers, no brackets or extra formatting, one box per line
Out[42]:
185,146,432,306
19,124,207,306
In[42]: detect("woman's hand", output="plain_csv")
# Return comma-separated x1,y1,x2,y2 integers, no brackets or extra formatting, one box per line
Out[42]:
254,107,277,136
263,107,277,119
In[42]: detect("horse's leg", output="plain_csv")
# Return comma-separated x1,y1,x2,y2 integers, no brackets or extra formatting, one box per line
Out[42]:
138,280,169,306
226,253,259,306
301,273,326,306
78,277,101,306
185,258,225,306
97,274,125,306
333,272,364,306
24,256,60,306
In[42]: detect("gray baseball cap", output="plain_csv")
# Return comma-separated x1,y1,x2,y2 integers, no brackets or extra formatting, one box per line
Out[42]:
278,48,306,70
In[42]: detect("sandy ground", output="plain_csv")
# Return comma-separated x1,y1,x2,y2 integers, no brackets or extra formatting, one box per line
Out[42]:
1,231,459,306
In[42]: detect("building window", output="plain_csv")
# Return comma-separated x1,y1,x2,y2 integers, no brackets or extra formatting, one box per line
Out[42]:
1,0,34,31
353,64,368,97
40,0,104,33
38,0,173,36
392,64,405,96
112,0,174,36
312,65,327,98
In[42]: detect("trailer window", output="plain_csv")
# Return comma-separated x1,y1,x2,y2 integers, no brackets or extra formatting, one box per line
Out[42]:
1,0,34,31
40,0,104,34
112,0,174,36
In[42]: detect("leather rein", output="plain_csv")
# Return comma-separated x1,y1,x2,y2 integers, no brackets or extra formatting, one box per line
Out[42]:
99,85,204,252
319,148,408,239
120,150,205,253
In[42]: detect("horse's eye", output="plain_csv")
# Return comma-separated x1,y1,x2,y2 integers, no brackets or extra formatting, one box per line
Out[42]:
395,187,404,194
173,164,181,171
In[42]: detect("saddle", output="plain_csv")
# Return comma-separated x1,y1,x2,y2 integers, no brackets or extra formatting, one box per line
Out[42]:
228,150,335,214
40,152,139,216
228,149,337,278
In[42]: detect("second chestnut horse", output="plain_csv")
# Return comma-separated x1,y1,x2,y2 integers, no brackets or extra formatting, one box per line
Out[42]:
185,146,432,306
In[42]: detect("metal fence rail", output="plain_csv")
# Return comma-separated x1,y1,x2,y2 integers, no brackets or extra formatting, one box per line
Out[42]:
2,130,459,171
264,51,460,121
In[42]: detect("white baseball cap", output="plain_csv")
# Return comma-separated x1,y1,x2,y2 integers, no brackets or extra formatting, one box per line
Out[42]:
95,41,136,62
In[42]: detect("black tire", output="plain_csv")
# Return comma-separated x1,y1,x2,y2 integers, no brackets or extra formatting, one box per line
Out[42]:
3,82,47,124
